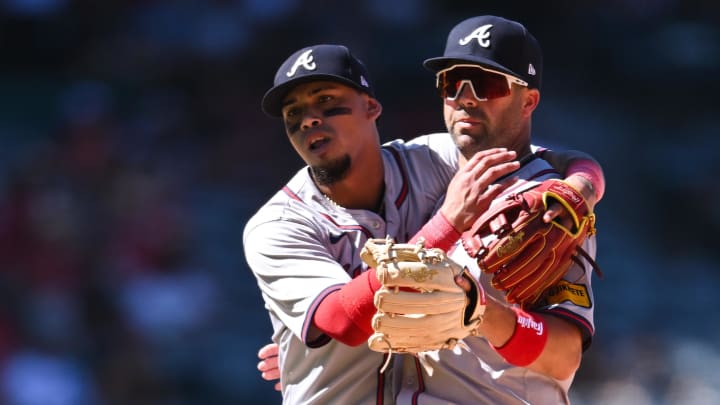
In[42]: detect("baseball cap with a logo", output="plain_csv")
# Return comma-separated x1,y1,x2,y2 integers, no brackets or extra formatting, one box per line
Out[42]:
424,15,543,89
261,44,375,117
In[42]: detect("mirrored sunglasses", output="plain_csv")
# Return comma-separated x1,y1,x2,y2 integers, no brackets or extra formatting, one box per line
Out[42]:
436,64,528,101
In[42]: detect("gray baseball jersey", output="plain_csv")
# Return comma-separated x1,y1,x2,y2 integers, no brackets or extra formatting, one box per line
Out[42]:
244,133,458,404
393,154,597,405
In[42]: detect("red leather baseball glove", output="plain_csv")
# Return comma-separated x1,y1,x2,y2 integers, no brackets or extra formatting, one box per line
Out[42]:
461,179,602,306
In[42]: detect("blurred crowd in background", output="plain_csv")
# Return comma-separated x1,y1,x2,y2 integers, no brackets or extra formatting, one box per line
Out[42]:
0,1,718,404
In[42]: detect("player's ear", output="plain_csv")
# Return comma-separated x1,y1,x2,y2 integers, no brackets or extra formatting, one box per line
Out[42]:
366,97,382,120
521,88,540,117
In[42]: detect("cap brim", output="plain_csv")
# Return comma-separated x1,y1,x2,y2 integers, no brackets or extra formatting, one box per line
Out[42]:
261,75,373,117
423,56,520,79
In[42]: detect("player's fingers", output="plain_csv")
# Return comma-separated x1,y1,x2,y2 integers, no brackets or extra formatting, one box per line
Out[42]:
476,161,521,185
454,274,472,292
258,342,279,359
463,149,520,186
453,150,515,186
257,342,281,381
260,366,281,381
258,353,279,372
465,149,518,174
274,382,282,392
450,150,518,193
543,204,561,223
475,151,518,172
466,147,512,163
544,202,573,228
485,175,518,198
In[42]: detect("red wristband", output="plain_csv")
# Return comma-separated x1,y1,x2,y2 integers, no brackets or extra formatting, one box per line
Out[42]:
493,307,548,367
409,211,461,251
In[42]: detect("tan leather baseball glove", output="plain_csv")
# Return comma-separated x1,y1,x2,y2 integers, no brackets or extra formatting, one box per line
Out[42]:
360,238,486,354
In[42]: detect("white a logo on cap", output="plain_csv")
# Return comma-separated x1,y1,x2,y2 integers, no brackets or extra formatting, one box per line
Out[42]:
287,49,317,77
459,24,493,48
528,64,536,76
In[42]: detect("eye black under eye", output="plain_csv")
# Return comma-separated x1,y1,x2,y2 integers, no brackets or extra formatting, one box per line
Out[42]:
323,107,352,117
286,121,301,134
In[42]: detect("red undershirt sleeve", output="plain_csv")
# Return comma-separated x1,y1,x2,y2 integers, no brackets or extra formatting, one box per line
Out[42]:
409,211,461,251
313,212,461,346
312,268,382,346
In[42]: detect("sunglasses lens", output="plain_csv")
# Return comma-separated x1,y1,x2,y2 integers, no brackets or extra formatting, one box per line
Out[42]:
438,67,511,100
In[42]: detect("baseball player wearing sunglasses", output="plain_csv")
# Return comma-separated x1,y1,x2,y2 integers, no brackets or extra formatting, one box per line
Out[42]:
249,15,604,405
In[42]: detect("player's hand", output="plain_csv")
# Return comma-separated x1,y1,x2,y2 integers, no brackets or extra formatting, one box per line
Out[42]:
257,343,281,392
441,148,519,232
454,274,472,293
543,174,597,226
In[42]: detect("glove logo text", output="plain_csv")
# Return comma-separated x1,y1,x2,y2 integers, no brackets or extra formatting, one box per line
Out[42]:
496,231,524,257
550,184,581,205
399,266,438,283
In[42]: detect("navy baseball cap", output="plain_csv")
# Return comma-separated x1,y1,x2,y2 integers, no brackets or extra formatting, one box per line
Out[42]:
261,44,375,117
424,16,543,90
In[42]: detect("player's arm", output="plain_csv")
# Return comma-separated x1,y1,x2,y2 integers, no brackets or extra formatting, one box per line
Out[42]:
312,150,518,346
309,148,599,348
408,148,519,251
478,298,582,381
538,148,605,207
245,221,377,347
449,279,582,381
310,269,381,346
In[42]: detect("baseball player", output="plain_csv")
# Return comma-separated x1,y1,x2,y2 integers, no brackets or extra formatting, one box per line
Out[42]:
373,15,602,404
246,41,604,404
